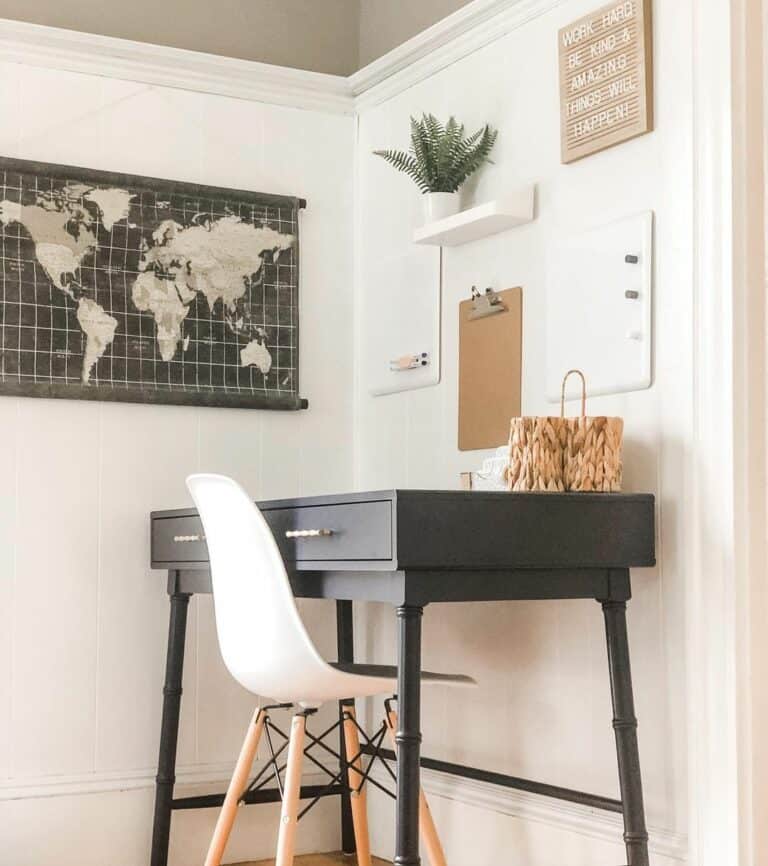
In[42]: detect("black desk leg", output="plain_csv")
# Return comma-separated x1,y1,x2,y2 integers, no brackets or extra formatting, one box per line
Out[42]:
336,600,356,855
395,604,423,866
601,600,649,866
150,590,191,866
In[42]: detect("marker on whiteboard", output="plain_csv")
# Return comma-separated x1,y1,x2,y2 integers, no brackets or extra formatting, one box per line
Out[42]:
390,352,429,372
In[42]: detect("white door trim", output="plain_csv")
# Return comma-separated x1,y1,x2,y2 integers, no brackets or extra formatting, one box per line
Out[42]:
731,0,768,862
689,1,767,865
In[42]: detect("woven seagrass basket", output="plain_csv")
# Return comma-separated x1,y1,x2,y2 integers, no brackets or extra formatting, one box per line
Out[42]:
506,370,623,492
507,415,568,491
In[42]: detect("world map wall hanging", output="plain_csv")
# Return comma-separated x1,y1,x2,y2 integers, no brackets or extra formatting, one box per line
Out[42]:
0,157,307,410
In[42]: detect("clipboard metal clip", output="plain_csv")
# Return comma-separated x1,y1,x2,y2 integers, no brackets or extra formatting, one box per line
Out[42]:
469,286,507,320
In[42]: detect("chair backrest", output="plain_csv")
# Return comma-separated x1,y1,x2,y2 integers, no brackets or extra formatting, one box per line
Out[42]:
186,474,330,699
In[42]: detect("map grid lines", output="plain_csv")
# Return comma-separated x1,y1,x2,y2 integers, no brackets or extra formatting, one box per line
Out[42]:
0,157,305,411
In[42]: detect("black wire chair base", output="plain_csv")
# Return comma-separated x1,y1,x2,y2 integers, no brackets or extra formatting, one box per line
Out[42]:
238,701,397,822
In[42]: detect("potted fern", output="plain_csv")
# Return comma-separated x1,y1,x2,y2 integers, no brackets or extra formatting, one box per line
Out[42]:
374,113,498,222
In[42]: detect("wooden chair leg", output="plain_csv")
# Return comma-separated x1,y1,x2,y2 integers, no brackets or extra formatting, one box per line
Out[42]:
385,706,448,866
343,703,373,866
204,707,266,866
275,712,307,866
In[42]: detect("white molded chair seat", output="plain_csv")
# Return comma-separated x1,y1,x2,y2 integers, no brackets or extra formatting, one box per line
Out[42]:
186,473,474,866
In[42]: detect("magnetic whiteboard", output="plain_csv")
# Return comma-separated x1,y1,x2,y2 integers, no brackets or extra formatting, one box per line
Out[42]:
546,211,653,402
364,248,441,397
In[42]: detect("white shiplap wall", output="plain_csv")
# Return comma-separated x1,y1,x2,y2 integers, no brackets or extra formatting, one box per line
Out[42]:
0,0,705,860
0,63,354,865
353,0,692,863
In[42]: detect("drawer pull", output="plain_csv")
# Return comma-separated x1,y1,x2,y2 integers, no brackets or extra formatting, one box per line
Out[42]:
285,529,335,539
173,534,204,543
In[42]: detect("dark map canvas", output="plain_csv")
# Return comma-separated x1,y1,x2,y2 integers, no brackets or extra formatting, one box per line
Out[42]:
0,157,304,409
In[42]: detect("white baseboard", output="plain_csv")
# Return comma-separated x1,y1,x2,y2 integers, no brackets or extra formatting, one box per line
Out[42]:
371,765,688,862
0,762,326,802
1,760,688,860
1,759,688,862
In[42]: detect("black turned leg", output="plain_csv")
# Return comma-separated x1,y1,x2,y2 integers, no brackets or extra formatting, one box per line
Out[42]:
336,599,356,855
150,590,191,866
601,600,649,866
395,605,423,866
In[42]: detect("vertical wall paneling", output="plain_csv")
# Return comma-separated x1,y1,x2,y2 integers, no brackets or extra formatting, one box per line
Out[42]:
12,400,101,777
0,61,354,866
0,398,18,781
354,0,692,858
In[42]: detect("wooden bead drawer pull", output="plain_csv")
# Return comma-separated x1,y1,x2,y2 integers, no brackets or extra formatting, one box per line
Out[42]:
285,529,335,539
173,534,204,543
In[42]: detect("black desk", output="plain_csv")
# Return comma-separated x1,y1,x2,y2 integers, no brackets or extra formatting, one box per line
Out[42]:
149,489,655,866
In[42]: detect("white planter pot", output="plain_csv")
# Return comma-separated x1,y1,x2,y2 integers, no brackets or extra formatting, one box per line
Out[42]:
423,192,460,222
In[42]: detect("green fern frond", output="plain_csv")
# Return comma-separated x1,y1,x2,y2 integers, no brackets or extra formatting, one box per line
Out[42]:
448,125,498,190
410,117,437,189
453,127,484,159
373,114,498,194
423,113,444,152
372,148,430,192
434,117,466,191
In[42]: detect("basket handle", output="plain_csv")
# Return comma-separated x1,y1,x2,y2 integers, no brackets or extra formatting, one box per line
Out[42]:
560,369,587,418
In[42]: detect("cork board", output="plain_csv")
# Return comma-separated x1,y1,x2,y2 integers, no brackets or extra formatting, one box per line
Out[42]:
559,0,653,164
458,288,522,451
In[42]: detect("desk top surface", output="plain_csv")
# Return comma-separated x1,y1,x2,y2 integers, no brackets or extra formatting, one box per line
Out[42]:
152,492,655,565
152,490,655,604
153,487,654,518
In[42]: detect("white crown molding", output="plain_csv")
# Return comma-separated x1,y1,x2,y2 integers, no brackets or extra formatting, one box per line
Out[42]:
0,1,567,116
0,18,355,115
371,765,688,862
350,0,569,110
0,762,327,801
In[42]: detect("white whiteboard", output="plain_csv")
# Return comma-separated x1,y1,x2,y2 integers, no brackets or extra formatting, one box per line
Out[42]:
364,248,441,397
546,211,653,402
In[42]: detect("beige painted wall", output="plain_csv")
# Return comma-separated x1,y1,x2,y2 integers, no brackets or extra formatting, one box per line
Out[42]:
358,0,472,65
0,0,361,74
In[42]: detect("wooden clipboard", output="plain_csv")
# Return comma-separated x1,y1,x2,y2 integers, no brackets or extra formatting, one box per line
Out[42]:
458,287,522,451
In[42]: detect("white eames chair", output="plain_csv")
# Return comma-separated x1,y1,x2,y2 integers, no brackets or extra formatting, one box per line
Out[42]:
187,474,475,866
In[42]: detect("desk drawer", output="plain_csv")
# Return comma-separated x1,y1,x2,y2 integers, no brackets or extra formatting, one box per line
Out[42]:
265,500,393,562
153,515,208,564
152,499,393,565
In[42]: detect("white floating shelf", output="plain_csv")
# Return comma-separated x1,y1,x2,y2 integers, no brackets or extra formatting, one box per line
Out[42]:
413,186,535,247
